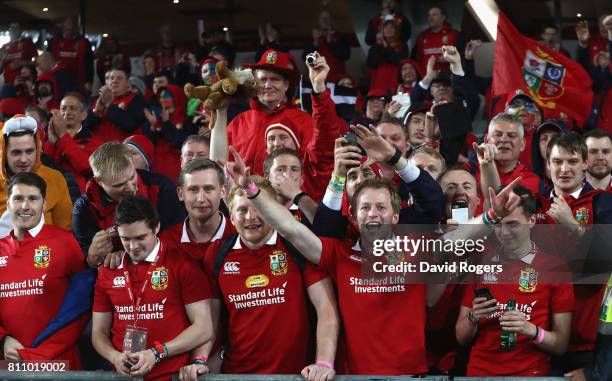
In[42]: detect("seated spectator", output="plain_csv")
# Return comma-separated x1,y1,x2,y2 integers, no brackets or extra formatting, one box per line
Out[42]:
90,68,147,141
43,94,103,193
144,80,195,180
539,25,570,57
456,188,573,376
254,23,287,63
367,16,410,94
411,145,446,181
226,49,313,175
0,115,73,237
180,134,210,167
124,134,154,171
413,5,459,72
0,172,91,368
365,0,411,46
36,51,78,100
92,195,213,380
0,22,38,85
94,35,131,85
304,9,351,83
47,17,94,92
396,58,422,94
160,158,234,259
530,120,566,193
584,129,612,191
74,142,184,266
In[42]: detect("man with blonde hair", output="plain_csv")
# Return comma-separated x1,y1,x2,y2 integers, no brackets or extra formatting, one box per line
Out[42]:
73,142,184,268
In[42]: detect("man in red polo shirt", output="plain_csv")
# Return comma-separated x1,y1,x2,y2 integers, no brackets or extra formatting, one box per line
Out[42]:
456,188,574,376
535,132,612,375
468,112,540,195
189,175,338,380
0,172,90,367
224,133,447,375
92,195,213,381
160,159,234,259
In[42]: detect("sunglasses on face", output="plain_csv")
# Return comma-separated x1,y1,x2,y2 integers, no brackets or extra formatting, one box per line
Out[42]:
508,99,537,113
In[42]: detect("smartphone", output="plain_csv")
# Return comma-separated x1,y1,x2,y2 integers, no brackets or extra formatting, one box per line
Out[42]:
451,200,469,224
342,132,366,156
123,360,135,370
106,226,124,252
474,287,494,300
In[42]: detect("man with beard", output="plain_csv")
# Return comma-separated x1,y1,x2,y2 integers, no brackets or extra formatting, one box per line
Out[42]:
584,129,611,191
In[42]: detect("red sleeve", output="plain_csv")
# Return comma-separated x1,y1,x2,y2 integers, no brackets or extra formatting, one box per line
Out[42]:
18,314,89,361
202,242,221,299
65,234,87,275
307,89,348,172
93,271,112,313
42,140,60,165
460,283,476,308
302,262,329,288
56,134,95,176
551,284,574,313
177,254,212,304
317,238,339,279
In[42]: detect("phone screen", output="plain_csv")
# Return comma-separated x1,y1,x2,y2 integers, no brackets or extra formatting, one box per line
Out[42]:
451,206,469,224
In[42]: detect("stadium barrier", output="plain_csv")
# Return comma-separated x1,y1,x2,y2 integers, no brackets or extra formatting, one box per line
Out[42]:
0,373,571,380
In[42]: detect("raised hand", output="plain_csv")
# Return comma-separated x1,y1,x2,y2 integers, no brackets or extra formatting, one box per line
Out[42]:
488,177,522,219
350,124,396,166
575,20,590,46
226,146,251,189
306,51,330,93
473,142,497,166
333,137,363,178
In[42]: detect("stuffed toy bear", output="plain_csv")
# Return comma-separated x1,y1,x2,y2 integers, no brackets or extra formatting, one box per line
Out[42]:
184,61,256,128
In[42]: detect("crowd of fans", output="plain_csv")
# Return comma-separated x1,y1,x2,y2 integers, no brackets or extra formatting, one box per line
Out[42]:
1,1,612,380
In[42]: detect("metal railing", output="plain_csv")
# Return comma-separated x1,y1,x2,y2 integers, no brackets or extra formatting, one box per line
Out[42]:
0,372,571,381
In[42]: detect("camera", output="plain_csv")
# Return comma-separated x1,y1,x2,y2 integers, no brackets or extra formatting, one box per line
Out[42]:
305,53,317,65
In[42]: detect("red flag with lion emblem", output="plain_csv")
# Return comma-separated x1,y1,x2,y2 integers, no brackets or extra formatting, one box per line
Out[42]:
492,12,593,126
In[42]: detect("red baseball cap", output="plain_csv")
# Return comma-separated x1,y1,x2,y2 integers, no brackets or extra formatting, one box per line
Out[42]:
245,49,299,88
